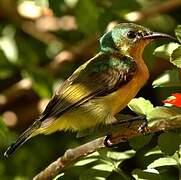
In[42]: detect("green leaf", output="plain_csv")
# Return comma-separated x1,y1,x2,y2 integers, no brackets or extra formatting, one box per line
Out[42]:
0,49,15,79
154,43,179,60
148,157,177,168
157,166,179,180
79,164,113,180
22,69,53,98
158,132,181,155
0,117,9,135
147,106,179,121
0,116,11,145
132,168,160,180
79,154,115,180
74,151,99,167
128,97,154,115
106,150,135,162
171,46,181,68
76,0,99,35
129,135,153,151
175,25,181,43
53,173,65,180
74,158,98,166
92,163,113,172
16,36,39,68
152,69,181,88
144,146,162,157
0,26,18,63
73,150,135,180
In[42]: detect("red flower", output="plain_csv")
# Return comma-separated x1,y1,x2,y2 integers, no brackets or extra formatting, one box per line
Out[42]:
163,93,181,108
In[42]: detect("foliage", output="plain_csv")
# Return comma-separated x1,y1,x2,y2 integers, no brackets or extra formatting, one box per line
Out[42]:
0,0,181,179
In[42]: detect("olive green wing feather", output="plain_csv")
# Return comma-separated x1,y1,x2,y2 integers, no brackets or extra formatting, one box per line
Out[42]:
41,53,137,121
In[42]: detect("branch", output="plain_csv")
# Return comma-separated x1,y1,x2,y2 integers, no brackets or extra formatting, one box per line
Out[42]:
33,115,181,180
125,0,181,22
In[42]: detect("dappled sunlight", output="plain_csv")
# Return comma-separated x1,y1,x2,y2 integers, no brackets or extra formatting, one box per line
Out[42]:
2,111,18,127
0,95,7,106
0,0,181,179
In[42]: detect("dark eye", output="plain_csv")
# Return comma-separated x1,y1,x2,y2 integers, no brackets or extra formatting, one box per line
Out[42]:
127,31,137,39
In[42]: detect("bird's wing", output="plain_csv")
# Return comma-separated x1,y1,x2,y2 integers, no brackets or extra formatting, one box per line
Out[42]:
40,53,137,121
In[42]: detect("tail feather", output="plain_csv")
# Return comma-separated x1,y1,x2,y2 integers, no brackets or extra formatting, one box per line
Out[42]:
4,120,41,158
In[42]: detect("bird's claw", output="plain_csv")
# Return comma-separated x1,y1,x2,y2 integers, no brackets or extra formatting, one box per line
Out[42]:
138,119,148,134
104,134,115,147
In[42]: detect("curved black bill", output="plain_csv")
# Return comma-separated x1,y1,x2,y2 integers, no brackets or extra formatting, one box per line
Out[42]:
143,32,177,41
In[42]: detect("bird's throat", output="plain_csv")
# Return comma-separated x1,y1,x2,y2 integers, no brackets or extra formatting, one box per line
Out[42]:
129,41,150,84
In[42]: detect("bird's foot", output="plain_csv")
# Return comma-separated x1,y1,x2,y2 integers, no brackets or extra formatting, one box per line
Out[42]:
104,115,148,147
138,118,148,134
104,134,115,147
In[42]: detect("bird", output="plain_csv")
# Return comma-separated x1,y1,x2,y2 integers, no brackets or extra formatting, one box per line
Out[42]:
4,23,175,157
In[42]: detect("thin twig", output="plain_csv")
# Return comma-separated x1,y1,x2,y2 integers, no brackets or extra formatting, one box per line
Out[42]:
33,116,181,180
125,0,181,22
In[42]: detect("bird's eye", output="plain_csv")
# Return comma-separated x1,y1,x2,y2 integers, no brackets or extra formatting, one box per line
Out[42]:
127,31,137,39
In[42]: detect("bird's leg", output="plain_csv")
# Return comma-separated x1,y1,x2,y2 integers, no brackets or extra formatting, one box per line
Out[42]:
104,115,148,147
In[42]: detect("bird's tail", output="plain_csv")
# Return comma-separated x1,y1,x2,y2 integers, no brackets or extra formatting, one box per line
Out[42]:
4,120,41,157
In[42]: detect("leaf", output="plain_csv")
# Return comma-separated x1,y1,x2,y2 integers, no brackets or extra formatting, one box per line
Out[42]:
128,97,154,115
147,106,179,121
92,164,113,172
0,48,15,79
76,0,99,35
154,43,179,60
148,157,177,168
106,150,135,161
0,116,12,145
74,152,99,166
74,158,98,166
128,98,181,126
152,69,181,88
158,132,181,155
79,170,107,180
0,117,9,136
171,46,181,68
16,36,39,68
132,168,160,180
144,146,162,157
79,164,113,180
129,135,153,151
156,166,179,180
0,26,18,63
22,69,53,98
175,25,181,43
53,173,64,180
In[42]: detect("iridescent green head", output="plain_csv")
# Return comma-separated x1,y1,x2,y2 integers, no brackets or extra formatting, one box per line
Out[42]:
100,23,175,55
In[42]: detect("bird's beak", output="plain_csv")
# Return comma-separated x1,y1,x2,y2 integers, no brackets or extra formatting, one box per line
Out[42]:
143,32,177,41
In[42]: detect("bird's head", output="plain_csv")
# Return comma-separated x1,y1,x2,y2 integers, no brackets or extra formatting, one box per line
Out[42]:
100,23,175,57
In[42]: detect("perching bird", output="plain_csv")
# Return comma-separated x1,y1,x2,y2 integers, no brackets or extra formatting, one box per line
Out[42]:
4,23,174,157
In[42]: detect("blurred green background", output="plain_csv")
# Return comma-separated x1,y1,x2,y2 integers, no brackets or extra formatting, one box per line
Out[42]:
0,0,181,179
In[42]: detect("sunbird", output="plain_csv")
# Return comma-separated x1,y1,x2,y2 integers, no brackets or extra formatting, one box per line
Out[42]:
4,23,174,157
